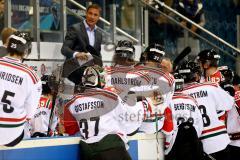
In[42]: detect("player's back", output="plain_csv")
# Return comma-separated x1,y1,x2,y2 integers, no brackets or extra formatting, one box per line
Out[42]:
165,92,203,155
30,96,57,135
0,57,41,145
182,82,234,154
65,87,143,144
171,92,203,136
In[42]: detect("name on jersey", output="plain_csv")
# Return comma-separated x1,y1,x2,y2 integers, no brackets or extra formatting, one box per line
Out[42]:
111,77,141,86
0,71,23,85
74,100,104,112
189,90,208,99
34,111,47,118
174,103,195,111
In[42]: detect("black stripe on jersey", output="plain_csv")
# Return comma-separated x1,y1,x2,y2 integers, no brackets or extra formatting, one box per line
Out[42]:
200,131,228,140
0,59,39,84
0,122,25,128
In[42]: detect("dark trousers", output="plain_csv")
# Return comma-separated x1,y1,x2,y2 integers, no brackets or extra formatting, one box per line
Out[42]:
80,134,131,160
165,122,204,160
228,145,240,160
209,146,230,160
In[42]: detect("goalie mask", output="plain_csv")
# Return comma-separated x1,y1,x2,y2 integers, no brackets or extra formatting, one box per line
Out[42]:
140,43,165,63
7,31,32,57
82,66,105,88
114,40,135,61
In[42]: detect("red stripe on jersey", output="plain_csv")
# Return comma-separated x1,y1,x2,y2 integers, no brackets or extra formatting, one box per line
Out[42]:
202,125,226,134
128,71,151,83
183,82,218,90
173,95,198,104
81,89,118,99
0,59,39,82
135,66,174,87
0,116,26,122
0,60,38,84
65,90,118,108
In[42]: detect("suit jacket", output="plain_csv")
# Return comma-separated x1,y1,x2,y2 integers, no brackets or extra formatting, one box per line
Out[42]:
61,21,102,62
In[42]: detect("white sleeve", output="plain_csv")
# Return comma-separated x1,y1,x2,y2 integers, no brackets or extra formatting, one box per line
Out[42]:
25,80,42,119
117,100,144,135
193,106,204,137
212,86,234,111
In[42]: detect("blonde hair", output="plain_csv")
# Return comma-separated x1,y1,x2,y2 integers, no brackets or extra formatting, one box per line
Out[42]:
1,27,17,45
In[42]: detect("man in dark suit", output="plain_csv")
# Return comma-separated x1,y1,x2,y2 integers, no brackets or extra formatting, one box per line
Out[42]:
61,4,102,66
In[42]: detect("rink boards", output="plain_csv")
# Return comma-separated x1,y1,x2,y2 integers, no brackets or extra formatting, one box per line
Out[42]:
0,133,164,160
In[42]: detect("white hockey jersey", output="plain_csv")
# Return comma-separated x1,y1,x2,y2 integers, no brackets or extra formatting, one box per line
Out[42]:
182,82,234,154
0,56,42,145
30,96,58,135
227,104,240,147
165,92,203,154
139,97,174,135
64,87,144,144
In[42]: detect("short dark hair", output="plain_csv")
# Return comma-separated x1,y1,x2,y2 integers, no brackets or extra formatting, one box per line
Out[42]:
86,4,102,13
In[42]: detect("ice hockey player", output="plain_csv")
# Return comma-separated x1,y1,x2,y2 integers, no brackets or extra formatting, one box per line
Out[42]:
63,66,144,160
30,75,58,137
0,31,41,146
196,49,224,84
177,60,234,160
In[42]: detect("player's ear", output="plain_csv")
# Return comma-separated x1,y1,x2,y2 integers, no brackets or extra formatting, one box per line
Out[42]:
203,62,210,69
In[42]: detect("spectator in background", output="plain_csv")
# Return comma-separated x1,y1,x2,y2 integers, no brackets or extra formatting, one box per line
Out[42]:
121,0,135,34
0,0,4,35
174,0,205,34
0,27,17,57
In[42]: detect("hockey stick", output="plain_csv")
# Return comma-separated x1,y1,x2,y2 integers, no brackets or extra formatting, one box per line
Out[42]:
47,66,63,136
173,46,191,71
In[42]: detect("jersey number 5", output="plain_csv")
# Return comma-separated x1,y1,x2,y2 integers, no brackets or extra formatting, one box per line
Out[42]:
1,90,15,113
79,117,100,139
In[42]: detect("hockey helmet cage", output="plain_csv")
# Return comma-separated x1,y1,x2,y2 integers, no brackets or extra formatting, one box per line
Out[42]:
82,66,105,88
7,31,33,56
115,40,135,60
177,61,202,83
141,43,165,63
